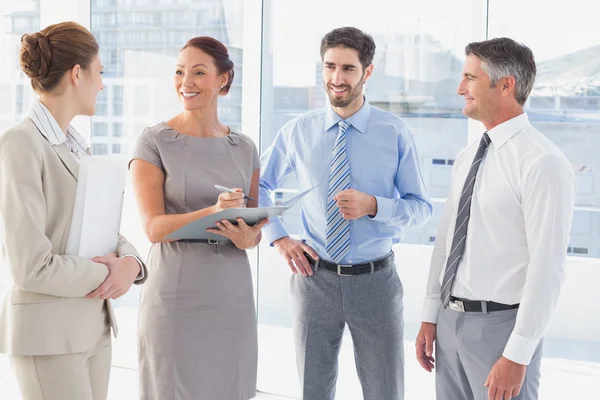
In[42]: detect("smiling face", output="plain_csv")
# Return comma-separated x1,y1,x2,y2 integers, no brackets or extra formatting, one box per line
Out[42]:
456,54,505,123
174,46,228,110
322,46,372,109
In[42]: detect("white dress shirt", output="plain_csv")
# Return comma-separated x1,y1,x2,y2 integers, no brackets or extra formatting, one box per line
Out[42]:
422,113,576,365
24,100,145,278
25,100,88,159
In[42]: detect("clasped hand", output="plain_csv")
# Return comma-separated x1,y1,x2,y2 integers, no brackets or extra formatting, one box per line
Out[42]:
87,253,141,300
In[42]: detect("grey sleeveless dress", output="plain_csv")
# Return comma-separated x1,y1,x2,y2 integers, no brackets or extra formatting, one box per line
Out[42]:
132,122,259,400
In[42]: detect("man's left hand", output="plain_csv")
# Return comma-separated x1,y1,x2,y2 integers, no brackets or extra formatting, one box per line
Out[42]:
335,189,377,220
484,356,527,400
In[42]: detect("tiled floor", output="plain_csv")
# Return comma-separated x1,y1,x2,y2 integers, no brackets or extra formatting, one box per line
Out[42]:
2,308,599,399
0,356,290,399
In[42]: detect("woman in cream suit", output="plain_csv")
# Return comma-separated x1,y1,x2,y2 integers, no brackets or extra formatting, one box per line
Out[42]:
0,22,147,400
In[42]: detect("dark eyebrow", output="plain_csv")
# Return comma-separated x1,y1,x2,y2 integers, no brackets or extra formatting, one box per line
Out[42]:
176,63,208,68
463,72,477,78
324,62,358,69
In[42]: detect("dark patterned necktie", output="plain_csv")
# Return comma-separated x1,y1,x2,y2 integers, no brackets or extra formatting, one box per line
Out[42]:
441,132,491,307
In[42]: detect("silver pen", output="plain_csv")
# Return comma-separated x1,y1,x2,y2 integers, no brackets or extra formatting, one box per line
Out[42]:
214,185,255,201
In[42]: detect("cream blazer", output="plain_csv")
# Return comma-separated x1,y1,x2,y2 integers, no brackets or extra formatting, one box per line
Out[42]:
0,118,146,356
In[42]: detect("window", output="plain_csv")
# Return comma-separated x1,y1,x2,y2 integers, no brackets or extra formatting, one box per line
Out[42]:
1,1,598,399
113,103,123,116
113,85,124,101
89,2,248,397
92,122,108,136
489,0,600,260
487,1,600,398
96,103,108,116
257,0,473,397
92,143,108,154
568,246,589,255
113,123,123,137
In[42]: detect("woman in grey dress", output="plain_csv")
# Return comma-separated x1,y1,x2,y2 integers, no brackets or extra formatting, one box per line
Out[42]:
129,36,267,400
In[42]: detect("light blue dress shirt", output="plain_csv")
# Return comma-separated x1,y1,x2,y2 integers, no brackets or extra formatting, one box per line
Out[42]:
259,100,432,264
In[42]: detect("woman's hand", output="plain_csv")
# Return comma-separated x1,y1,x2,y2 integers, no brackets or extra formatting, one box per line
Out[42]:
86,253,141,299
213,188,246,213
207,218,269,250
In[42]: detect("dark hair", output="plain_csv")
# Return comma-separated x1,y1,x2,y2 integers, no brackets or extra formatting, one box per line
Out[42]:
465,37,536,105
320,27,376,70
20,21,99,93
182,36,234,94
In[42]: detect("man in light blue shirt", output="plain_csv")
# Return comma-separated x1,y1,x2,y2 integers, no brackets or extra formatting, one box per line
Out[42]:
260,27,432,400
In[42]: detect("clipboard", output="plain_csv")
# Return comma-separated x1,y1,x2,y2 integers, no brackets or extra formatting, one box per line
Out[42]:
163,184,318,241
66,155,128,258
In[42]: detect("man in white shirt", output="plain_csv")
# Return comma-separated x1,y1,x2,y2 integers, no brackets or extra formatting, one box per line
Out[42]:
415,37,576,400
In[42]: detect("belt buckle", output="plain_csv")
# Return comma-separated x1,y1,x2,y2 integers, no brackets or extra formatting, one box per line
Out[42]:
449,299,465,312
337,264,353,276
207,239,219,245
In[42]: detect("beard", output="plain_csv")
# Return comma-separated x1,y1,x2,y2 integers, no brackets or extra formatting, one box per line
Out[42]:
326,75,365,108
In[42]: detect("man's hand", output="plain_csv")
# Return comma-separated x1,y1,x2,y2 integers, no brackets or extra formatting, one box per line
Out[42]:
484,356,527,400
335,189,377,220
86,253,141,300
416,322,437,372
273,236,319,277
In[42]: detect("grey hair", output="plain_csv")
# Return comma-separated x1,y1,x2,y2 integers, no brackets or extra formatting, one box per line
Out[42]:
320,27,376,70
465,37,536,105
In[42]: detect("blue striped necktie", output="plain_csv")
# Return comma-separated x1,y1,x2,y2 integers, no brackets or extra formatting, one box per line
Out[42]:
441,132,491,307
326,120,351,263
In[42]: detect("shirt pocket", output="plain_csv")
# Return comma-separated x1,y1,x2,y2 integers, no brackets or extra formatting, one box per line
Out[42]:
353,163,397,198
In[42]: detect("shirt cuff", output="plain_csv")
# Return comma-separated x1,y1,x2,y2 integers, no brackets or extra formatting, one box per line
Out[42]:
422,298,442,324
370,196,393,223
502,330,540,365
122,254,145,281
263,217,290,246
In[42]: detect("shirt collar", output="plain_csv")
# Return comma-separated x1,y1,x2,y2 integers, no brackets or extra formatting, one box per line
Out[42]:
25,100,68,145
487,112,530,149
324,97,372,134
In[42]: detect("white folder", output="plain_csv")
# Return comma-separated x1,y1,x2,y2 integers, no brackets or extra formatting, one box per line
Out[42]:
66,155,128,258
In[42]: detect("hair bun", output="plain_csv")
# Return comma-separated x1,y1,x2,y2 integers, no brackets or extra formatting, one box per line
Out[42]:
20,32,52,79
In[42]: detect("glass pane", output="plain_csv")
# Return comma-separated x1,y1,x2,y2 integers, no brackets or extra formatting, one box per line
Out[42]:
257,0,474,397
0,2,40,290
489,0,600,260
90,1,246,398
487,1,600,397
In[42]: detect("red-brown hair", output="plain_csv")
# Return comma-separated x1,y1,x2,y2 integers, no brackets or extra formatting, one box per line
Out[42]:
20,21,99,93
182,36,234,94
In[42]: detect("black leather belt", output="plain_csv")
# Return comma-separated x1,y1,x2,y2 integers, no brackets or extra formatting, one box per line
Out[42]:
449,297,520,313
177,239,220,244
307,253,394,276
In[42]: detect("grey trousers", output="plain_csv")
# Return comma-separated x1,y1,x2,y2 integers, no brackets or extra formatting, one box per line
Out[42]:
290,258,404,400
435,306,543,400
